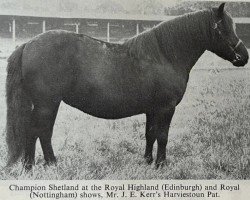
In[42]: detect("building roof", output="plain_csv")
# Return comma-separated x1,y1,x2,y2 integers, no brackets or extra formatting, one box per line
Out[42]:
0,9,249,23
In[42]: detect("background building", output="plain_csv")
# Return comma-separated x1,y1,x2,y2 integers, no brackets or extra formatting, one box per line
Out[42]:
0,0,249,49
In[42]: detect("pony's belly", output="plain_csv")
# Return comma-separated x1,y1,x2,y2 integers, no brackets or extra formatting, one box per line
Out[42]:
62,93,146,119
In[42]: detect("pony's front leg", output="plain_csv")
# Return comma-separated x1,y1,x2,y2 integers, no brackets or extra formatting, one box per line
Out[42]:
144,113,157,164
154,107,175,168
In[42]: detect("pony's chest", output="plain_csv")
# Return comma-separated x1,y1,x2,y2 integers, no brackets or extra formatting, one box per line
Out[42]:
154,66,188,106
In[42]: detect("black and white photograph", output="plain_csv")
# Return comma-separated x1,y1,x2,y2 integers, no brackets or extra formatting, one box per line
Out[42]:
0,0,249,187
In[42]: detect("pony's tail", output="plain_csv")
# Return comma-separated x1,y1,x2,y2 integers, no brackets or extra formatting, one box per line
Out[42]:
6,43,31,166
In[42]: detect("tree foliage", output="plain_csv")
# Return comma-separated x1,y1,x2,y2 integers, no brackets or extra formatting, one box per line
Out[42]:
164,1,250,17
0,0,249,17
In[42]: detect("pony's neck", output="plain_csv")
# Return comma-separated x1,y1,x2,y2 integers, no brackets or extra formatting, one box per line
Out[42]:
154,10,212,72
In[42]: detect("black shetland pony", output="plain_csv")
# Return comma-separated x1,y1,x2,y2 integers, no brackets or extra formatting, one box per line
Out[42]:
6,3,249,170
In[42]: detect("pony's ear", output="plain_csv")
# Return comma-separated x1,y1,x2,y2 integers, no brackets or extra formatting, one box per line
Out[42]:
218,3,226,18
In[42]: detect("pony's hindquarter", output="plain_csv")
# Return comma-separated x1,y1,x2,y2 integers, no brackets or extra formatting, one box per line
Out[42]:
6,44,32,166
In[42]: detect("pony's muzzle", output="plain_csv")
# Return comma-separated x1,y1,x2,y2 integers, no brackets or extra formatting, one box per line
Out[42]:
232,53,241,65
232,51,249,67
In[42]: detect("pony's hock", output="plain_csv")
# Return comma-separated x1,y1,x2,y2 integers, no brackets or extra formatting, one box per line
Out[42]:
5,3,249,170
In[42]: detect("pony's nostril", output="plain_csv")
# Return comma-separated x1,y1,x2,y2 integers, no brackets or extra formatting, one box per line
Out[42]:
235,53,241,61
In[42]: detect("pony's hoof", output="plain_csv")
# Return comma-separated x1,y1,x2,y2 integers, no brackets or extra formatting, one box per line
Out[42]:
43,160,57,168
144,156,153,165
155,160,167,169
24,164,33,173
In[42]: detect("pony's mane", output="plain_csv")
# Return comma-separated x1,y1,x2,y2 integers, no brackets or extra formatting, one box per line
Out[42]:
123,9,214,64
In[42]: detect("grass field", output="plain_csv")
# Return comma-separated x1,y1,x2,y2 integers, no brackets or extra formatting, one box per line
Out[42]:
0,50,249,180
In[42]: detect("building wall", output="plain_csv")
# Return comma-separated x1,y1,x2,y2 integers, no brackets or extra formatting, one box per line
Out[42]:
0,15,249,47
236,24,250,47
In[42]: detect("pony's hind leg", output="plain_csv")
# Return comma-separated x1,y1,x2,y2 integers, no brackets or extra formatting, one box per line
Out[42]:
39,103,60,166
24,102,60,170
24,130,38,170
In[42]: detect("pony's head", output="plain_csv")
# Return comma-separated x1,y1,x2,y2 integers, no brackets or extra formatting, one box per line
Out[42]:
209,3,248,67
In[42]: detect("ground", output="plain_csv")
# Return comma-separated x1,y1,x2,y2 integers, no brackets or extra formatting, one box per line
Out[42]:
0,49,249,180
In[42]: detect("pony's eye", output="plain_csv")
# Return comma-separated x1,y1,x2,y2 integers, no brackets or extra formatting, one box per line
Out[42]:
222,29,231,36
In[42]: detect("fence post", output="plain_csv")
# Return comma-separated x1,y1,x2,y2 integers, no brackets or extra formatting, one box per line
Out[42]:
136,23,140,35
76,23,79,34
42,20,46,33
107,22,110,42
12,18,16,47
